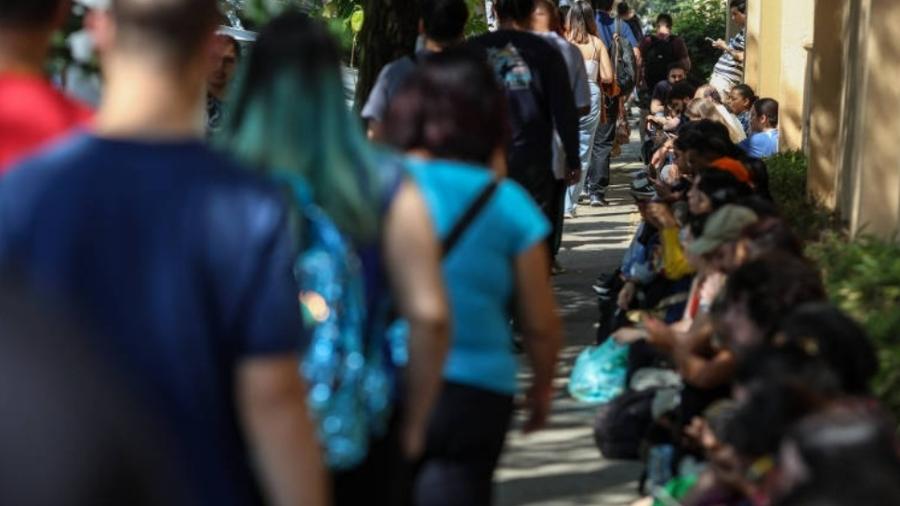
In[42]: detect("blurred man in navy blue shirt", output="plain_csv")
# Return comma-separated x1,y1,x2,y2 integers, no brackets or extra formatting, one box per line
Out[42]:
0,0,327,504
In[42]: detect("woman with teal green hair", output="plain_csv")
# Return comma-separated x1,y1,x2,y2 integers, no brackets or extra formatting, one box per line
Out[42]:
216,11,450,505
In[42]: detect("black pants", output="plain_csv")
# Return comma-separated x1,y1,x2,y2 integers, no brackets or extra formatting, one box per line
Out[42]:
333,407,413,506
509,162,558,260
551,179,566,258
587,98,619,198
413,382,515,506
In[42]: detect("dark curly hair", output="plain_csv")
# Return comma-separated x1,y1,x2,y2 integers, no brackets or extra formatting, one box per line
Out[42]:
721,253,827,344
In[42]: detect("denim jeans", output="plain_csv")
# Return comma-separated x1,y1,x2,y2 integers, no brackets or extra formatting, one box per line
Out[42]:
586,96,620,198
565,81,602,214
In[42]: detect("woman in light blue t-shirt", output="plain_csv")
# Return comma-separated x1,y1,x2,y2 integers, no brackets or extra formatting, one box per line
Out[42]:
383,48,563,506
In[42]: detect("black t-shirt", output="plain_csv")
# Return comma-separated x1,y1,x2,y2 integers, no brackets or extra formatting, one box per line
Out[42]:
469,30,580,176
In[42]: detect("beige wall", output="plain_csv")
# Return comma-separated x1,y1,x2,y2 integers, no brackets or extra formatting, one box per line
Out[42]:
743,0,762,89
778,0,815,151
742,0,900,238
849,0,900,237
806,0,846,209
744,0,814,152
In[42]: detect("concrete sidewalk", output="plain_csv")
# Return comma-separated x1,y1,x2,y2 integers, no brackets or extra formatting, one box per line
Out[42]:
495,137,645,506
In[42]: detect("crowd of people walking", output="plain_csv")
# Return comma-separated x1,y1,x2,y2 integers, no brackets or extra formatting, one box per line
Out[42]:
0,0,895,505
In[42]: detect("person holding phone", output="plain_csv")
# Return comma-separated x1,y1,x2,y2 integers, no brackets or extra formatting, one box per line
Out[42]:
709,0,747,97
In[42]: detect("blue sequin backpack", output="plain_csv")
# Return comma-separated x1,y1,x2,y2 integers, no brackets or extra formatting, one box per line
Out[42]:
278,174,392,471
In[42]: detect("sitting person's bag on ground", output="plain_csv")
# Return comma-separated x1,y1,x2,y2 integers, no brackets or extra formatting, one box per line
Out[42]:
593,388,656,460
281,174,392,471
568,338,630,404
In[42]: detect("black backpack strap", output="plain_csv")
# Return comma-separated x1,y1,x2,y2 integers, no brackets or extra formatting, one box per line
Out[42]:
442,180,500,257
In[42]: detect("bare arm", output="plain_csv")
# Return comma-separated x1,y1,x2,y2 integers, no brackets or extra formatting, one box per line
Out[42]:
672,312,735,389
596,37,614,85
238,355,329,506
633,47,643,77
513,243,563,433
661,115,682,131
676,348,736,390
383,180,451,459
713,39,744,62
367,120,383,141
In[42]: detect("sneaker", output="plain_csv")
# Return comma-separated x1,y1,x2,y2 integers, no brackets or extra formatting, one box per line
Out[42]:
551,260,567,276
564,209,577,219
592,284,610,296
589,195,608,207
578,192,590,203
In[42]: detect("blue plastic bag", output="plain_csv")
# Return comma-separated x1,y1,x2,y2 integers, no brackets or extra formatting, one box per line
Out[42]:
568,339,629,404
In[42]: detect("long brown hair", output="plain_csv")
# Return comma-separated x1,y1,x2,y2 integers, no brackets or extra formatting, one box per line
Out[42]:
566,0,598,45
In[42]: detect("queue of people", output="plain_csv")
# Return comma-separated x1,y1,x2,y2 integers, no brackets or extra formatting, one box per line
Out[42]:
0,0,891,506
577,2,895,505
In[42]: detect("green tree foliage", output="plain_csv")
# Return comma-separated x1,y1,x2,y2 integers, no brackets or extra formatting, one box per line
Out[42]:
669,0,726,82
810,232,900,419
219,0,364,62
465,0,489,37
768,151,900,421
315,1,365,62
767,151,836,241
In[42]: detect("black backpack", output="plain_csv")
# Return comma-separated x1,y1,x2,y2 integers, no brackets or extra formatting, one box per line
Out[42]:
610,19,637,97
643,35,679,90
593,388,655,460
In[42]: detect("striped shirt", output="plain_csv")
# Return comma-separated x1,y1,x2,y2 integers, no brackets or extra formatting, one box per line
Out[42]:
713,30,745,85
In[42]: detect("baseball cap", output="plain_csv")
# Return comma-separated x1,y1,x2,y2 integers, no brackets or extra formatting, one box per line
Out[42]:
687,205,758,257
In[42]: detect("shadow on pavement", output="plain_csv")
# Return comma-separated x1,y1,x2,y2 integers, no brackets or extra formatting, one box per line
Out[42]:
495,128,646,505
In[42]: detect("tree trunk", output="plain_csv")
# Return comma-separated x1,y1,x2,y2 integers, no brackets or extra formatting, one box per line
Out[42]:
355,0,421,110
